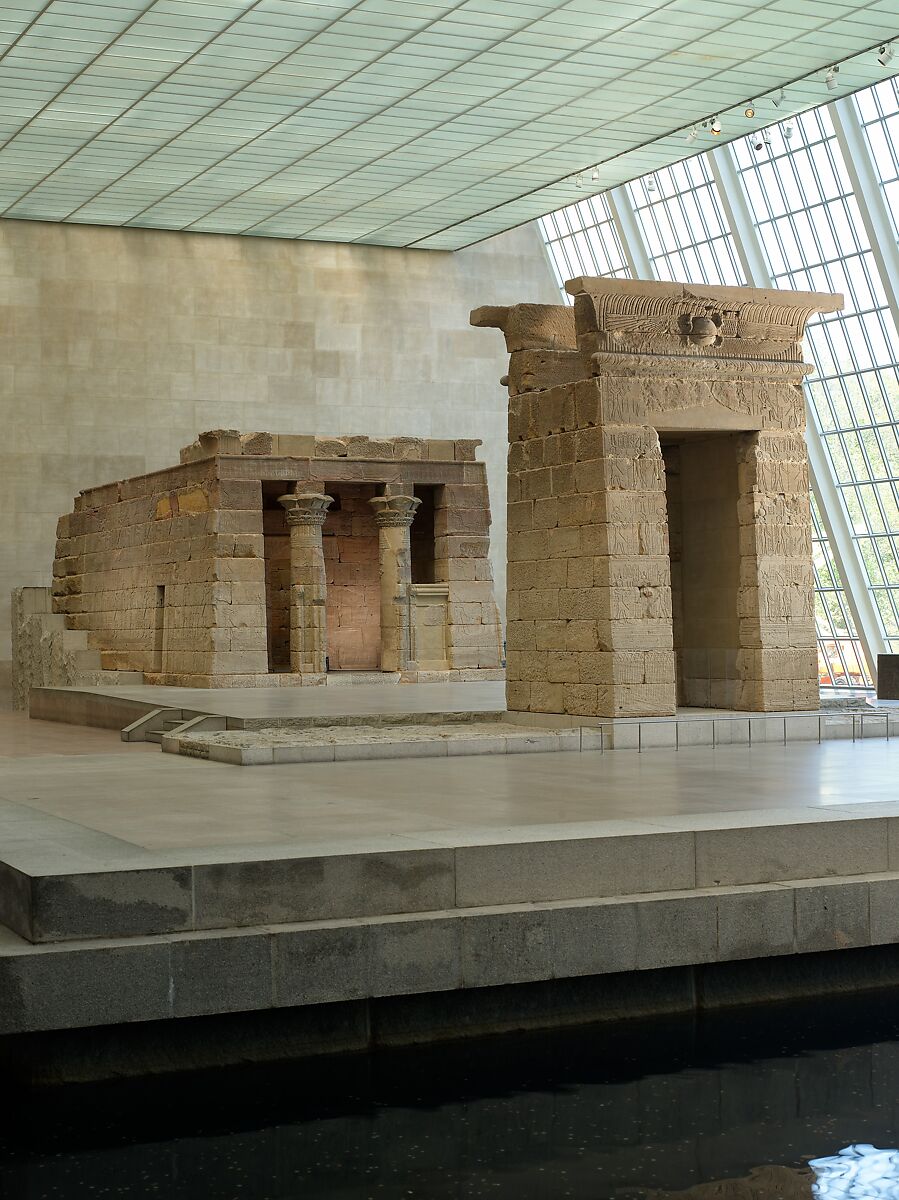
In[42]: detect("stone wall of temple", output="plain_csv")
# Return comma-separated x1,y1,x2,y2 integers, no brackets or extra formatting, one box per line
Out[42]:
0,216,558,682
41,432,503,687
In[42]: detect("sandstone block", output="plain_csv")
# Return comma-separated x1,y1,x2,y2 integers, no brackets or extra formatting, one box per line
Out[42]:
275,434,316,457
427,439,456,461
240,431,274,455
315,437,348,457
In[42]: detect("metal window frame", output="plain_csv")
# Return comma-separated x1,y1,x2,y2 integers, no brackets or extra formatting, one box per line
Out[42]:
709,138,887,681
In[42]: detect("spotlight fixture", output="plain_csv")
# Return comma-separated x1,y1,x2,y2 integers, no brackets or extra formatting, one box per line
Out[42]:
575,172,584,189
772,87,786,108
710,115,722,135
591,167,599,182
825,64,840,91
686,125,699,144
783,121,795,142
744,101,756,118
646,176,657,193
879,42,894,66
753,127,773,152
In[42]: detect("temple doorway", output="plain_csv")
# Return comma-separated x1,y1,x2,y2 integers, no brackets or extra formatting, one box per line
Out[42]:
322,483,382,671
661,432,743,709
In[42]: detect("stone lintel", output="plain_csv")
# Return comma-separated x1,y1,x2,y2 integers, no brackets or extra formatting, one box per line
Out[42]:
216,456,472,487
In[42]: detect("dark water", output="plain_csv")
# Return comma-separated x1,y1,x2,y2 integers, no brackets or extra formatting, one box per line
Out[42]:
4,995,899,1199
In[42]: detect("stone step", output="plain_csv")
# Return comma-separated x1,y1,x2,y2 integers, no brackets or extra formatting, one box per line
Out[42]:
167,721,580,765
326,671,401,686
2,809,894,945
1,868,897,1037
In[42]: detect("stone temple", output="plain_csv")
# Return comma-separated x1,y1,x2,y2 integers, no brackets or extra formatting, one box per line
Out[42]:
473,277,842,718
16,431,502,693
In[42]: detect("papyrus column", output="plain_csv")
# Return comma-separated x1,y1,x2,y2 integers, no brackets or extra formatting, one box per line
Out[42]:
369,495,421,672
277,492,334,675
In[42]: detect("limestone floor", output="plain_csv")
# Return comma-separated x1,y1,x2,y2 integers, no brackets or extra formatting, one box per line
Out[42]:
64,680,507,719
0,708,156,759
0,706,897,877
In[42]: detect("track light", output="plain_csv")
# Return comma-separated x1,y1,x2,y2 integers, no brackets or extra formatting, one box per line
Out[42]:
783,121,795,142
686,125,698,144
646,176,657,194
574,172,584,189
879,42,894,66
825,64,840,91
590,166,599,182
744,101,756,118
772,87,786,108
710,115,722,135
752,128,773,152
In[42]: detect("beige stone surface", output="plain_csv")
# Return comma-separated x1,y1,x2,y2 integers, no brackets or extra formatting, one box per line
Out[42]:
0,217,558,676
30,433,503,686
475,276,839,718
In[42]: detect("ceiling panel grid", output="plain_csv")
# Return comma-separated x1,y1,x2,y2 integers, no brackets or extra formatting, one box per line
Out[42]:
0,0,897,247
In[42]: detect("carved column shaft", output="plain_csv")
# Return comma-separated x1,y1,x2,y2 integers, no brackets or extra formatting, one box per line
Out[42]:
278,493,333,675
369,495,421,673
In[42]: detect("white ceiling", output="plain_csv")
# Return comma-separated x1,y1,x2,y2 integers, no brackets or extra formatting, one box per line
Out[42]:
1,0,898,249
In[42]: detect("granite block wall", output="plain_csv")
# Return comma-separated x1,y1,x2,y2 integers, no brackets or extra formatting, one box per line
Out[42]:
0,217,557,680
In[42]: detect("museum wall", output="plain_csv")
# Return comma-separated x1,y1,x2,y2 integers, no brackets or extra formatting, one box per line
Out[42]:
0,217,558,679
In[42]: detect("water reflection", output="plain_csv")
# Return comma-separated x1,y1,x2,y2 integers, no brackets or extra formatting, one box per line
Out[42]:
810,1144,899,1197
3,997,899,1198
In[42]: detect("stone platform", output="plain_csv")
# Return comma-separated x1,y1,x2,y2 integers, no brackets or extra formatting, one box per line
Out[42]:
2,703,899,1054
26,682,898,766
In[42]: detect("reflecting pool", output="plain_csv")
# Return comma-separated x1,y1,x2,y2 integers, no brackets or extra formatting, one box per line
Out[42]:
4,993,899,1198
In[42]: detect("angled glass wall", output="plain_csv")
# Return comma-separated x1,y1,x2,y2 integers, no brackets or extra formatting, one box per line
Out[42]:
856,76,899,244
538,193,630,291
811,494,872,687
626,158,744,286
731,106,899,659
537,79,899,687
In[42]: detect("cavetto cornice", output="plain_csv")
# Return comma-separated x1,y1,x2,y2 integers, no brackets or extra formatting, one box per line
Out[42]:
471,277,842,365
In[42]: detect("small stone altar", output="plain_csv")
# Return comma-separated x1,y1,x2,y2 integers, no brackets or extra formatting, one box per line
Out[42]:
472,277,842,717
19,432,502,691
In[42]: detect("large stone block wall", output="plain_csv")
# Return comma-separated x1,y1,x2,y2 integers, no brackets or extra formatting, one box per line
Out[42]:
52,462,268,681
505,391,676,717
0,217,558,681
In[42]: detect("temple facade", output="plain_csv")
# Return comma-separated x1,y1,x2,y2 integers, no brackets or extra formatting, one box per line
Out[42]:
40,431,503,688
473,277,842,717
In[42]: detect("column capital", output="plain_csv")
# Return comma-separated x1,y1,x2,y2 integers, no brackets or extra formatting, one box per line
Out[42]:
278,492,333,527
369,494,421,528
